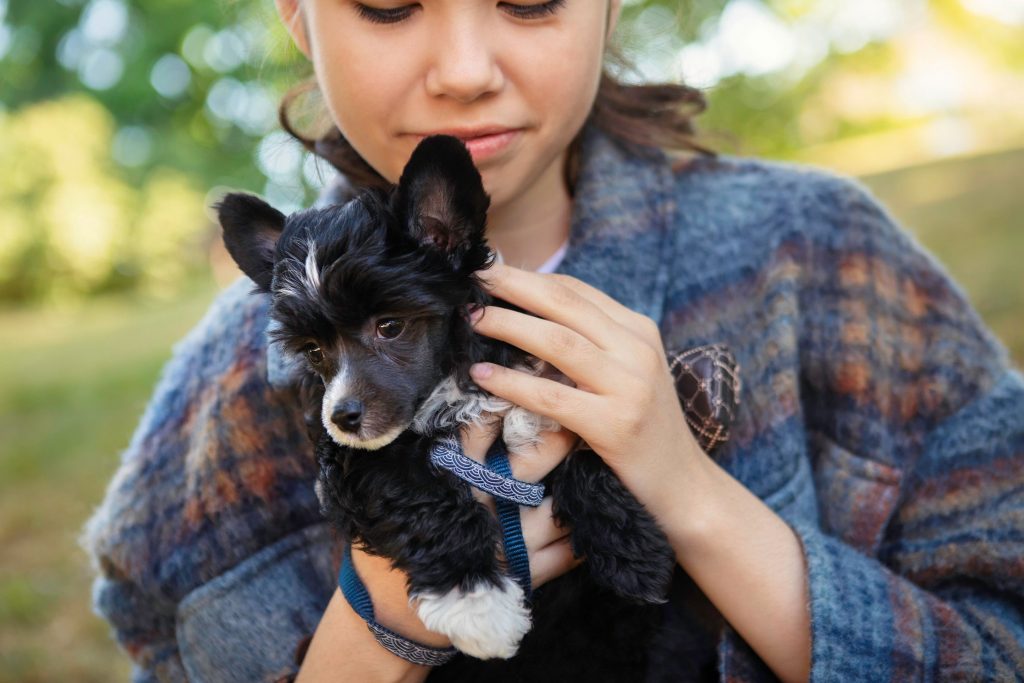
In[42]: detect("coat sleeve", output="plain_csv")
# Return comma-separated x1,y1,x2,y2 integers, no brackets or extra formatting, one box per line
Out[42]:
722,173,1024,681
792,376,1024,681
87,567,188,682
78,279,280,683
799,176,1024,680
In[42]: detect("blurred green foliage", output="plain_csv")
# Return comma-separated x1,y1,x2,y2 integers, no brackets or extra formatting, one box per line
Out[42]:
3,0,1022,305
0,96,209,300
2,0,300,192
1,0,304,304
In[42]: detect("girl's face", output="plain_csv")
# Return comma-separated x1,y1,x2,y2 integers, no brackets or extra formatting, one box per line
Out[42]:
277,0,620,210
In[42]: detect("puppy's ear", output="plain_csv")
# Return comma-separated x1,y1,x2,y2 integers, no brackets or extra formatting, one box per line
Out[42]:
216,192,286,292
394,135,490,271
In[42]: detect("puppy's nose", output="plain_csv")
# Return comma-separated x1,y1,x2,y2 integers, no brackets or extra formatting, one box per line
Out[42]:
332,400,364,433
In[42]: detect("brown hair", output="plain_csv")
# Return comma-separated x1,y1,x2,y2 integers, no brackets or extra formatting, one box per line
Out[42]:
278,48,713,194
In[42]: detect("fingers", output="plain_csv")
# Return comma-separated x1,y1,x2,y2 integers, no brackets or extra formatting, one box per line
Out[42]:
472,307,627,393
459,409,578,486
469,363,598,438
555,275,663,350
477,264,635,351
520,498,568,551
520,498,581,591
457,421,499,510
528,537,583,589
480,264,664,352
458,420,501,464
456,417,581,590
445,424,584,591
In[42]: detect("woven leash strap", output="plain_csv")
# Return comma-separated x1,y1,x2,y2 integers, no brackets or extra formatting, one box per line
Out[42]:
484,438,533,602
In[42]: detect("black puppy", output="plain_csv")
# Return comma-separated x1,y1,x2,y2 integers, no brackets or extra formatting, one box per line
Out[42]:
217,136,675,664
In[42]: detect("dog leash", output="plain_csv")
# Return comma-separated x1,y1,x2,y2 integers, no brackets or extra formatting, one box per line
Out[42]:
483,437,534,601
339,437,534,666
428,435,535,599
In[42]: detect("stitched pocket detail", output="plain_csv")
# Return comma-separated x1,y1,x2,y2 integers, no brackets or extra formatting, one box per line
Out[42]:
176,524,336,683
811,433,903,556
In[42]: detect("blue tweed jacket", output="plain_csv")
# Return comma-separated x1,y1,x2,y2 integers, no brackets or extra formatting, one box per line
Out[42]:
81,126,1024,682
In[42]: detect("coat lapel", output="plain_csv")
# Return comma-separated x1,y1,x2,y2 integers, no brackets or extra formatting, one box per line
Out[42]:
555,126,678,324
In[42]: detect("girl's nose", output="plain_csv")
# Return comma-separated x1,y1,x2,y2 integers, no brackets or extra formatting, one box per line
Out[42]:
424,20,505,103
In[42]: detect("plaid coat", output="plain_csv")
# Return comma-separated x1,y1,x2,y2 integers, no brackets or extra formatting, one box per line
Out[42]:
81,125,1024,682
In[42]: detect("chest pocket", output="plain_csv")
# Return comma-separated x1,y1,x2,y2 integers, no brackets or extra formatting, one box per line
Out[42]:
176,524,338,683
810,432,904,556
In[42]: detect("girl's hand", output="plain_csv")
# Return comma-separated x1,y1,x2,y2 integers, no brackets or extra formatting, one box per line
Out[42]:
468,263,712,519
463,265,814,683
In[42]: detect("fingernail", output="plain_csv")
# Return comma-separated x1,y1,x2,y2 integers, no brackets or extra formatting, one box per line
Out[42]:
469,306,484,323
470,363,493,380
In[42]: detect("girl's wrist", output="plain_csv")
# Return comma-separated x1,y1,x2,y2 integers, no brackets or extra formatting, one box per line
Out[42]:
297,588,433,683
350,548,453,650
627,437,722,550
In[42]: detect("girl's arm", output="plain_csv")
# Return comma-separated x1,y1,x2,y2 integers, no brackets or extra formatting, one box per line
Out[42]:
295,550,440,683
467,265,812,682
649,439,812,683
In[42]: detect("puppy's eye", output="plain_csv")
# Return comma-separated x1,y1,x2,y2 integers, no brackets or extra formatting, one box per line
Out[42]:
376,319,406,340
304,345,324,366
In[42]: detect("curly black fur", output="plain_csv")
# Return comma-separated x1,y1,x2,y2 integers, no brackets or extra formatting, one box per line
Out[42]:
217,135,677,677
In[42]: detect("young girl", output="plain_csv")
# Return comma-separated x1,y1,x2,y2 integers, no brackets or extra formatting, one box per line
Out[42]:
82,1,1024,682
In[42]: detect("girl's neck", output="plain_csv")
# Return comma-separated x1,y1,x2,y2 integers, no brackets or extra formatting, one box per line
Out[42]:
485,158,572,271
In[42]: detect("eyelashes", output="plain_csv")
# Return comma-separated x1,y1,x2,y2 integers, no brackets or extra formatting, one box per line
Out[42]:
353,1,568,25
354,3,412,24
502,0,567,20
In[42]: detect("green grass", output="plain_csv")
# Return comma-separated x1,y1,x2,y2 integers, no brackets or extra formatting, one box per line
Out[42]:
0,148,1021,682
0,278,220,683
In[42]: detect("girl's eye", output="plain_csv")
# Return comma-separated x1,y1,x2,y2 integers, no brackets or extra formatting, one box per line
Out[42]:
304,345,324,366
353,1,565,24
500,0,567,20
376,319,406,340
353,3,417,24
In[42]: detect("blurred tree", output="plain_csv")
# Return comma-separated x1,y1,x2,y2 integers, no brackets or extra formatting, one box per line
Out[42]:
0,96,208,301
1,0,1021,304
2,0,303,196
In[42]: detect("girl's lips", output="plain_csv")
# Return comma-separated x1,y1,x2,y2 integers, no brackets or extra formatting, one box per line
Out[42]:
411,129,523,164
458,129,521,163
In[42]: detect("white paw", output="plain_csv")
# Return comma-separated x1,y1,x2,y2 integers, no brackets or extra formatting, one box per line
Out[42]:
413,576,531,659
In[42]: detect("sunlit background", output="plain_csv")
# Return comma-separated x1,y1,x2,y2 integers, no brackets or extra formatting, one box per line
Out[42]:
1,0,1021,679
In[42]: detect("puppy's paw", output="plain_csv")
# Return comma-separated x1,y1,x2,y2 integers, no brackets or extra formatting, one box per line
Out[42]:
588,547,674,605
502,406,559,453
575,515,675,604
413,576,531,659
